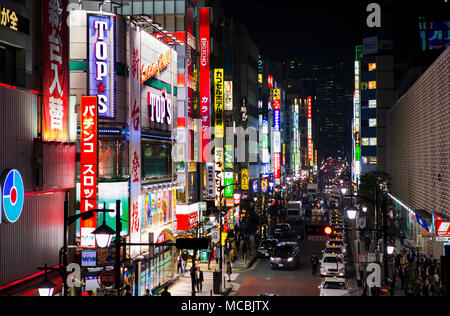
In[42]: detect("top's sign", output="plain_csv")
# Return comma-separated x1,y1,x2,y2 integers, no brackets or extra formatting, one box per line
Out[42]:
1,169,25,224
88,14,115,118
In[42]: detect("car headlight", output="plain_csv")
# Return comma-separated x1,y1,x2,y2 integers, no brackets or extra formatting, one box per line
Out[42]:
287,258,294,263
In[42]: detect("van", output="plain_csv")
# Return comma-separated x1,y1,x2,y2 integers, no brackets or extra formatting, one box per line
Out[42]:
286,201,302,222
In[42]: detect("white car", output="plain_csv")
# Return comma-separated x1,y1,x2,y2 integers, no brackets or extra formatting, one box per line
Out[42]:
318,277,351,296
320,255,345,277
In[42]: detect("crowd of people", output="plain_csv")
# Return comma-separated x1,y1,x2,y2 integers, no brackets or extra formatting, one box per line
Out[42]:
392,246,445,296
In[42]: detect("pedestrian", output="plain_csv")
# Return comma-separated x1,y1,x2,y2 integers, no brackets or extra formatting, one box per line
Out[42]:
230,248,236,268
160,286,171,296
399,264,407,290
242,240,248,263
177,253,183,274
226,261,232,282
224,239,231,262
311,253,319,276
207,246,213,270
190,265,197,294
196,267,204,293
215,244,220,264
182,250,189,272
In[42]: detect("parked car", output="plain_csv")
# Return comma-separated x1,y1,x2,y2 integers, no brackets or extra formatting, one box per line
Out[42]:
257,238,278,258
269,242,300,270
320,255,346,277
274,223,292,238
318,277,351,296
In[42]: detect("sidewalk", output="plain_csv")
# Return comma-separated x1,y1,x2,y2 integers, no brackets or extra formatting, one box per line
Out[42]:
166,235,259,296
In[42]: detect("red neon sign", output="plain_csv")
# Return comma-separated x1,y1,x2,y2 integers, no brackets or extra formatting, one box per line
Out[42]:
42,0,69,142
199,8,211,162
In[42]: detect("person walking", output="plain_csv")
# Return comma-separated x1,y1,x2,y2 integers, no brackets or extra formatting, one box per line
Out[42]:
177,253,183,274
242,240,248,264
207,246,213,270
190,265,197,294
226,261,233,282
196,267,204,293
229,248,236,268
215,243,220,264
182,250,189,272
311,253,319,276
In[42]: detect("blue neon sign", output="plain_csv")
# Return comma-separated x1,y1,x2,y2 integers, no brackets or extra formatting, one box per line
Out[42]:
1,169,25,224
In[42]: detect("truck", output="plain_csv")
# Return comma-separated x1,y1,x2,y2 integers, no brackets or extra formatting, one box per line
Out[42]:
307,183,319,200
285,200,303,223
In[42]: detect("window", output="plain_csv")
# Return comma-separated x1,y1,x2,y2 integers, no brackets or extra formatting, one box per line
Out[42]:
361,138,369,146
369,138,377,146
369,118,377,127
368,81,377,89
369,99,377,108
142,142,172,180
368,63,376,71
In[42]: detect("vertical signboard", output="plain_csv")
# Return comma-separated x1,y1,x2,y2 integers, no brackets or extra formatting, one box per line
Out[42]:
241,168,249,191
307,96,313,163
224,172,234,198
88,14,115,118
214,69,224,138
224,81,233,111
199,8,211,162
80,96,98,248
214,147,224,207
129,27,141,256
42,0,69,142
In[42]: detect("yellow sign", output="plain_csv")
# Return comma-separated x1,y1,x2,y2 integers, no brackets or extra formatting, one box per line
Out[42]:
241,169,249,190
0,6,19,32
221,232,228,246
214,69,224,138
141,50,172,83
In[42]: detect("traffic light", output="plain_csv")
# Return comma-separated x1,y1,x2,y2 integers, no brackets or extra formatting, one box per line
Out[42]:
324,226,333,236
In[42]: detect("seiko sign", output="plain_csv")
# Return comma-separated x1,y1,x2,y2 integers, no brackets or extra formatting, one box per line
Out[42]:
147,90,172,127
200,38,209,66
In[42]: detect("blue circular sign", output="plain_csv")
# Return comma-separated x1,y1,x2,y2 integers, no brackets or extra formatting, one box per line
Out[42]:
2,169,24,223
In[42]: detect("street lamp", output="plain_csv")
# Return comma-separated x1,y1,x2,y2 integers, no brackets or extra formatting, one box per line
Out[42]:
362,205,368,213
37,265,56,297
340,187,348,195
92,218,116,248
345,205,358,220
387,245,395,255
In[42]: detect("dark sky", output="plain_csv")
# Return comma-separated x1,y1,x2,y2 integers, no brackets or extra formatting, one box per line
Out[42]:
223,0,366,90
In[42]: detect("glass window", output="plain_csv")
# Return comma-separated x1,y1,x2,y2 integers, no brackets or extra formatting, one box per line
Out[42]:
368,63,376,71
175,14,185,31
369,118,377,127
154,0,164,14
369,138,377,146
369,99,377,108
361,138,369,146
98,140,118,179
142,142,172,180
165,0,175,14
133,1,143,14
166,14,175,31
175,0,185,14
143,0,153,14
368,81,377,89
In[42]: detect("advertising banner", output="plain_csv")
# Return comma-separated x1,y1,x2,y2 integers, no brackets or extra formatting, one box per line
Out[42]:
205,162,215,198
224,172,233,198
214,69,224,138
88,14,115,118
129,27,141,256
80,96,98,248
273,89,280,110
215,147,224,207
308,96,313,162
241,168,249,190
42,0,69,142
199,8,211,162
142,190,172,230
224,81,233,111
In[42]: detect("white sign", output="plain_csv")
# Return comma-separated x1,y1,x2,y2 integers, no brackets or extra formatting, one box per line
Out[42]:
366,263,381,288
211,229,220,243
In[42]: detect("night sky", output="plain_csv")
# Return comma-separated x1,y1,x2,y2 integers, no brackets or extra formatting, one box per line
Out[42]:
223,0,365,91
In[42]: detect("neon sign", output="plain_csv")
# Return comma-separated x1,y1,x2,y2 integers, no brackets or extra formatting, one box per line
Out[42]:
141,50,172,84
88,15,115,118
1,169,25,224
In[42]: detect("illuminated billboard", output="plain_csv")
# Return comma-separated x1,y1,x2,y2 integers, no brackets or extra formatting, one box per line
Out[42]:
88,14,115,118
